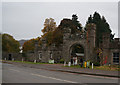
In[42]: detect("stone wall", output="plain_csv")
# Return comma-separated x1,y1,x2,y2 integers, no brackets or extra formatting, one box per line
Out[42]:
25,53,35,62
109,49,120,65
2,52,23,61
62,24,96,63
40,51,50,63
102,36,120,65
62,39,87,62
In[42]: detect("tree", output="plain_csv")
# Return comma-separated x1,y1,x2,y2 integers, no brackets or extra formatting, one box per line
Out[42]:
72,14,82,31
92,12,101,23
22,37,41,52
2,33,20,53
22,39,35,52
86,15,93,24
41,15,83,47
41,18,58,46
42,18,56,34
58,15,82,34
72,14,78,21
42,31,53,46
86,12,113,47
86,12,115,65
52,27,63,46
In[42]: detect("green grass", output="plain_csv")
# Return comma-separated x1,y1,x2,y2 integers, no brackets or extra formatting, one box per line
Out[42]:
3,60,49,64
94,65,120,71
3,60,63,64
65,65,83,68
64,65,120,71
3,60,120,71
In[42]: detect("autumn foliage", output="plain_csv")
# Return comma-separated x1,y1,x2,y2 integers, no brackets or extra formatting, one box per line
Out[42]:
42,18,56,34
41,18,63,46
2,33,20,53
22,37,41,52
41,16,83,46
23,13,113,53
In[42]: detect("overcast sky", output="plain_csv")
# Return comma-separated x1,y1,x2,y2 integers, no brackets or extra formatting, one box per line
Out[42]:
2,2,118,40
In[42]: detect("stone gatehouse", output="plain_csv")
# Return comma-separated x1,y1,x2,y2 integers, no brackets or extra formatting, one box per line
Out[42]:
35,22,120,65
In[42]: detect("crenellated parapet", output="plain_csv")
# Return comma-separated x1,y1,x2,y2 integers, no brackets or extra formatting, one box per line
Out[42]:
63,27,85,42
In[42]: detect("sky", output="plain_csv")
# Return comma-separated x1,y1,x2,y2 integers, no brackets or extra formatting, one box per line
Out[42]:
2,1,119,40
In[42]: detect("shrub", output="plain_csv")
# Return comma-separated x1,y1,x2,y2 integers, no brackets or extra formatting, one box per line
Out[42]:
60,59,64,63
94,62,100,66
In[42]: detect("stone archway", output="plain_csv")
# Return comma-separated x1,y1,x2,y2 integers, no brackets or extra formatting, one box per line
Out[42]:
68,41,87,64
69,43,85,65
62,39,87,63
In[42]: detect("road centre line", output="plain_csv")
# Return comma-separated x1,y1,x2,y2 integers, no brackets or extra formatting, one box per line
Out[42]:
31,73,78,83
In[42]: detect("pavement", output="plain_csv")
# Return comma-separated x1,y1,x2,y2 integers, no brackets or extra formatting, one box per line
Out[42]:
2,61,120,78
2,62,119,84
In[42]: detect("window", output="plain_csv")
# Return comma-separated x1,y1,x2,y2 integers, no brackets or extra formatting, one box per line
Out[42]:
50,52,53,59
39,53,42,60
113,53,119,64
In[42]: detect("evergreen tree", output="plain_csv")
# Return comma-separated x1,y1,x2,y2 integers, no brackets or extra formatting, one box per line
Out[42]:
86,12,114,47
72,14,82,31
87,15,93,24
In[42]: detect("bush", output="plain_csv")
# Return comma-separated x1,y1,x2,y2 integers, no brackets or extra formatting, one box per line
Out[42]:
94,62,100,66
22,53,27,57
60,59,64,63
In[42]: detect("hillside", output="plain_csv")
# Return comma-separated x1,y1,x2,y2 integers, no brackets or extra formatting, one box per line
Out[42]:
19,40,27,46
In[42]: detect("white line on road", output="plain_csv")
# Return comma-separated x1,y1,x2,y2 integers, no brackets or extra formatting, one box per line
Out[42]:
31,73,78,83
9,69,20,72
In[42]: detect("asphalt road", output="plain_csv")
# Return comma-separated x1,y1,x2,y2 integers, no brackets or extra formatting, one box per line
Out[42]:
2,63,119,84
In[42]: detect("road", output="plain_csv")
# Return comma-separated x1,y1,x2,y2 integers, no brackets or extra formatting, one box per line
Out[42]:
2,63,119,84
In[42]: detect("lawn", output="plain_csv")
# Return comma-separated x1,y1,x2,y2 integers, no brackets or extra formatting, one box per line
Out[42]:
95,65,120,71
3,60,120,71
2,60,49,64
65,64,120,71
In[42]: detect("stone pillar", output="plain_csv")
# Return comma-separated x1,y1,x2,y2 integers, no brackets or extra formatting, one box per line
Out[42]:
34,40,39,62
62,27,71,63
86,23,96,62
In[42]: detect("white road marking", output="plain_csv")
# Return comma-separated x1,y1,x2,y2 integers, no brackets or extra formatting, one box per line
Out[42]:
9,69,20,72
31,73,78,83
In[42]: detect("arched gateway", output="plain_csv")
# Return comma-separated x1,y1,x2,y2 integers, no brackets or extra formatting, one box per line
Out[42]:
36,23,96,64
62,24,96,63
30,19,120,65
69,43,85,65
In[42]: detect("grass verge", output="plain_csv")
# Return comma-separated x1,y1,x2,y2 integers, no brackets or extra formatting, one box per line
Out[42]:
2,60,49,64
64,65,120,71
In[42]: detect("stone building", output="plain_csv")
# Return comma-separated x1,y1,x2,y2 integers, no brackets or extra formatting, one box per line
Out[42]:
101,34,120,65
2,20,119,65
34,22,120,65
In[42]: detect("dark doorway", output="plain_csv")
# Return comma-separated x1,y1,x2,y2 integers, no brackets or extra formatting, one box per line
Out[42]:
70,44,84,64
8,54,12,60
